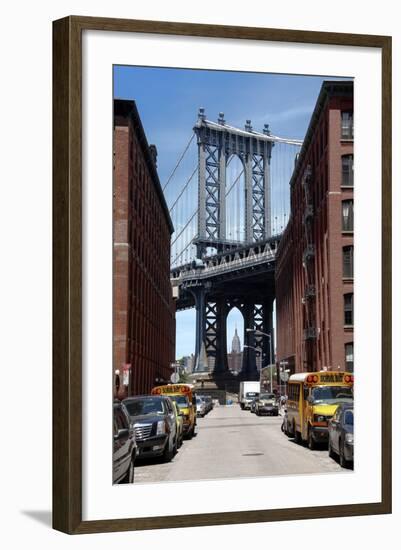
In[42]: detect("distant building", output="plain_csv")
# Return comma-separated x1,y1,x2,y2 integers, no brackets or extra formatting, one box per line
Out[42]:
227,326,243,373
180,354,195,373
113,99,176,397
231,326,241,353
276,81,354,373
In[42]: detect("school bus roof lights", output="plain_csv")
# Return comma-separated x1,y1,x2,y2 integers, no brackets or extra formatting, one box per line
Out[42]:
289,371,354,386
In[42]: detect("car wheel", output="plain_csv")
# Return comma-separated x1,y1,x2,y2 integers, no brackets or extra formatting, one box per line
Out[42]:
308,427,316,450
328,436,336,458
121,455,135,484
163,438,174,462
284,423,290,436
339,440,348,468
328,437,335,459
187,424,195,439
294,422,301,444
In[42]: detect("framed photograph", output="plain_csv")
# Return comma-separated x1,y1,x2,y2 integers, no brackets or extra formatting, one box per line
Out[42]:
53,16,391,534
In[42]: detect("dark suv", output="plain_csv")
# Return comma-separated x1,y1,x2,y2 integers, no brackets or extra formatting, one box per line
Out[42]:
113,400,137,484
123,395,178,462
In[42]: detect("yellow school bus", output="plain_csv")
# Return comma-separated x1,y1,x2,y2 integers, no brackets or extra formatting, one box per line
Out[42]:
285,371,354,449
151,384,196,439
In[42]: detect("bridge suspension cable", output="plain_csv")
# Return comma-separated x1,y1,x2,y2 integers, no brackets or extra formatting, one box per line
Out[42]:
172,241,194,267
162,133,195,191
225,168,244,197
169,166,198,213
171,208,198,248
167,116,302,268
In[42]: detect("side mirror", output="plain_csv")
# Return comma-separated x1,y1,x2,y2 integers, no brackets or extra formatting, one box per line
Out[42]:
114,428,129,440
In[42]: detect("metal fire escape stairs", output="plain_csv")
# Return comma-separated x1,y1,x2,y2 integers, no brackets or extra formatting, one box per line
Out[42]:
301,165,317,368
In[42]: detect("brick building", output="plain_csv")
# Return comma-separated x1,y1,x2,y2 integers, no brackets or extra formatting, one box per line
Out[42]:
276,81,354,374
113,99,175,397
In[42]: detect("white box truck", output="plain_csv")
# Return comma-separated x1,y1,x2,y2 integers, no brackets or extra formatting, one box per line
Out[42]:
239,381,260,410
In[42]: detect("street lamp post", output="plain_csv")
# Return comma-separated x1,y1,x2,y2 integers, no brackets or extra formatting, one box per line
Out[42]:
246,328,274,392
279,360,290,397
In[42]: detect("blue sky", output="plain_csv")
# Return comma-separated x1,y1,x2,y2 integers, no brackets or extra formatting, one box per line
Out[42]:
114,66,345,358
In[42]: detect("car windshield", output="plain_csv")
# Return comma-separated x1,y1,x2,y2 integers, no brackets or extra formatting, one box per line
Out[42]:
343,410,354,425
246,392,259,398
311,386,353,403
167,395,189,408
196,398,204,404
260,394,274,400
124,398,165,416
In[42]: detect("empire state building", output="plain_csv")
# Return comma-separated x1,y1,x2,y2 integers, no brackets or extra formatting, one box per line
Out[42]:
228,326,242,374
231,327,241,353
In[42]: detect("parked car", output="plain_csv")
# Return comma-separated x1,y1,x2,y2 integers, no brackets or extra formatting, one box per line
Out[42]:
196,396,206,417
202,395,213,413
328,402,354,468
250,397,259,414
113,400,136,484
241,391,260,410
255,393,279,416
172,401,184,448
123,395,177,462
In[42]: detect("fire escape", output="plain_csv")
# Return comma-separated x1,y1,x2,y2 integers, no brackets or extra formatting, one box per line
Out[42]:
301,165,317,370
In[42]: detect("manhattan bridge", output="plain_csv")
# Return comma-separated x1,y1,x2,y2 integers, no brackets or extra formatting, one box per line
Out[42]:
164,108,302,389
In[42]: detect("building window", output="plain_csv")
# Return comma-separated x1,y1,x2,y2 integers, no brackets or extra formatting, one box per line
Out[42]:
342,200,354,231
341,111,354,139
343,246,354,278
344,293,354,326
342,155,354,187
345,342,354,372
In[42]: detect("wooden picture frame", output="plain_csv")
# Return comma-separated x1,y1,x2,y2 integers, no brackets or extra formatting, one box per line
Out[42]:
53,15,392,534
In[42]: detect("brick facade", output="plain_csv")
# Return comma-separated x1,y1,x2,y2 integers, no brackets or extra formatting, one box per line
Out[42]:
113,99,175,397
276,81,354,374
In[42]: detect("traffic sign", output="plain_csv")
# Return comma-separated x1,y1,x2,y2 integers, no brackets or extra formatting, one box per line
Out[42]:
170,372,180,383
280,371,289,382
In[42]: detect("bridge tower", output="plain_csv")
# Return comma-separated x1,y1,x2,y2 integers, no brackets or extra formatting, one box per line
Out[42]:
194,108,273,256
191,109,275,383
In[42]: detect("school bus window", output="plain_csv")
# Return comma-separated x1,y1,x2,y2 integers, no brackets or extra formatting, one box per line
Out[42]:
303,386,309,401
311,385,353,403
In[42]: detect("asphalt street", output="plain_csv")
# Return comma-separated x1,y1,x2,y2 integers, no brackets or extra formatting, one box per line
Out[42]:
134,404,346,483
